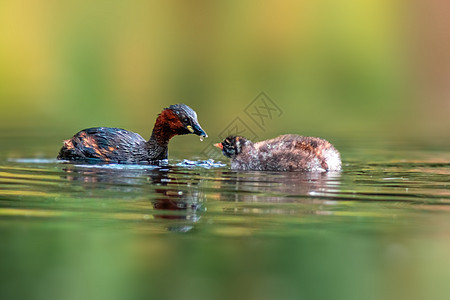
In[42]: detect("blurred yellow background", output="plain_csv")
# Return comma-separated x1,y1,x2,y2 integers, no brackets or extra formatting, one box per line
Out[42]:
0,0,449,142
2,3,450,300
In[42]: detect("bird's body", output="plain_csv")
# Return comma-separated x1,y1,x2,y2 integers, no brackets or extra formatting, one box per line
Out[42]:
57,104,207,163
215,134,341,172
57,127,164,163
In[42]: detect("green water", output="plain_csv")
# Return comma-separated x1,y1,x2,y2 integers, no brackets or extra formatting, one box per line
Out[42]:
1,135,450,300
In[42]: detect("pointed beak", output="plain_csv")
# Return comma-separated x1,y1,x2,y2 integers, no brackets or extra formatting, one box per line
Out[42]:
214,143,223,150
190,123,207,138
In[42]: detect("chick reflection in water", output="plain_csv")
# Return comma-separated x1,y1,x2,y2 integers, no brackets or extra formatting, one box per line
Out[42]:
60,165,203,231
218,171,341,216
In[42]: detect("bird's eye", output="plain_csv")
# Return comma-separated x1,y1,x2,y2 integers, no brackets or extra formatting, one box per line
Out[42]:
183,118,189,123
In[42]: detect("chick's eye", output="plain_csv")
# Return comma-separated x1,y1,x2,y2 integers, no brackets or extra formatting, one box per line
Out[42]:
183,118,189,123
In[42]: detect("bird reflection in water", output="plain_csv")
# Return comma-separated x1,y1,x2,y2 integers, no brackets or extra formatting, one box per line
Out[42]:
60,164,203,232
217,170,342,216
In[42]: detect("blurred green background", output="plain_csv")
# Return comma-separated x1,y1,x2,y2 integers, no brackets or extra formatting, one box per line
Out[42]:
2,2,450,300
1,0,449,145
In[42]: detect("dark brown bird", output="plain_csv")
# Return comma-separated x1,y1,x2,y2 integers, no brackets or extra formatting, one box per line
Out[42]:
57,104,207,163
214,135,341,172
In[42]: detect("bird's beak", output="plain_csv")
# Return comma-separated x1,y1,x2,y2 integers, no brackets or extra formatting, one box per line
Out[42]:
214,143,223,150
186,125,194,133
189,123,208,137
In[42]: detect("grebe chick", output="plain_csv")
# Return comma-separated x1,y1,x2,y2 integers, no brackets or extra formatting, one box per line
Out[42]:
214,134,341,172
57,104,207,163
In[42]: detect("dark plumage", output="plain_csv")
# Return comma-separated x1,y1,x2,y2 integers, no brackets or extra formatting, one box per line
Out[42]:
57,104,207,163
214,134,341,172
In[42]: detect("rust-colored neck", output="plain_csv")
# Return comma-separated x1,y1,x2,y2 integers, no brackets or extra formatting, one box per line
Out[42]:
149,109,182,146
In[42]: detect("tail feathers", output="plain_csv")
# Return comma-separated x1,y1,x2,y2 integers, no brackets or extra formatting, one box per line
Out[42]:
57,146,84,160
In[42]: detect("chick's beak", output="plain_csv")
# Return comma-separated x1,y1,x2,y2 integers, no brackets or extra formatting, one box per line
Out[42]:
190,123,208,137
214,143,223,150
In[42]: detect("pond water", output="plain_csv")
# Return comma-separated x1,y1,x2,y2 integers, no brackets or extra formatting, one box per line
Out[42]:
1,134,450,300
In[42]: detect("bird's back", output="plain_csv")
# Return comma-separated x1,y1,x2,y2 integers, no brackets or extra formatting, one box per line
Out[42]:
250,134,341,171
57,127,148,163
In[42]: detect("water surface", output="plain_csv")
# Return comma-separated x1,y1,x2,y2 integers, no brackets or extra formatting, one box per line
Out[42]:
1,134,450,300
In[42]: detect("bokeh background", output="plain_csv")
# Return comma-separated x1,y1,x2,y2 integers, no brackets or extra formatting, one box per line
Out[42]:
1,0,449,149
2,2,450,300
